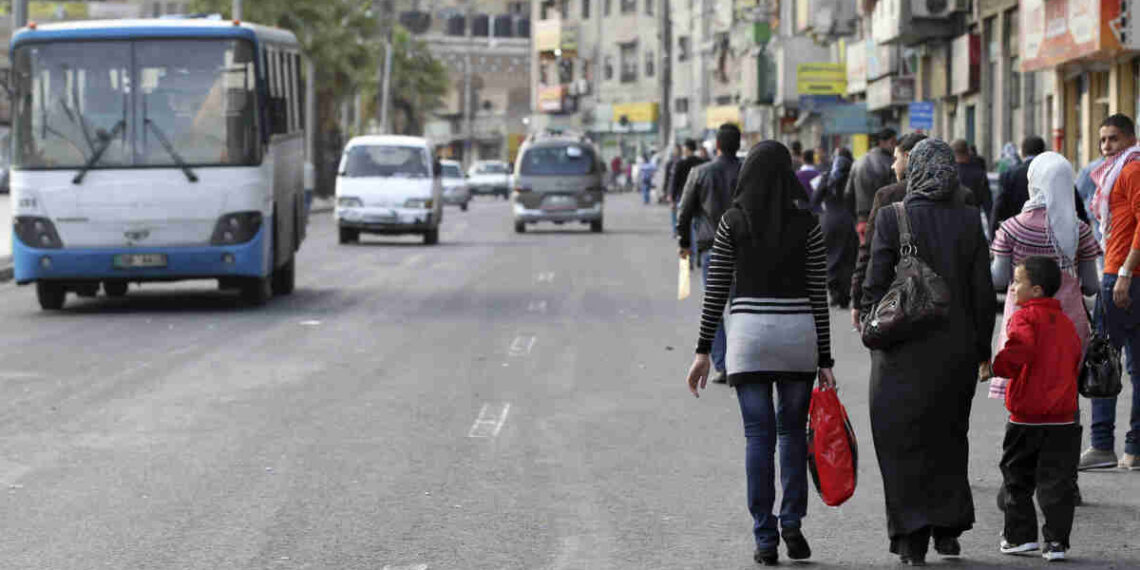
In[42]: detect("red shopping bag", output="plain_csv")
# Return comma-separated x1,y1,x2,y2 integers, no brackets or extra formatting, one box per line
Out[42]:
807,386,858,507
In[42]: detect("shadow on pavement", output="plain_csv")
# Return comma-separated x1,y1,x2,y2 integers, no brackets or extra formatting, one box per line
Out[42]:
44,286,341,316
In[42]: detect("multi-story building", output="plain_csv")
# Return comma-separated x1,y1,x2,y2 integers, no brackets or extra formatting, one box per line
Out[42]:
529,0,663,162
405,0,532,165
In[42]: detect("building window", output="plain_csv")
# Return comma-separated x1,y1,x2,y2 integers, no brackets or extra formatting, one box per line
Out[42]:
582,0,590,18
604,55,614,80
620,42,638,82
646,0,653,15
152,2,161,16
604,0,611,15
678,36,690,62
560,0,569,19
620,0,636,14
646,49,655,77
583,59,593,81
559,59,573,84
676,97,689,113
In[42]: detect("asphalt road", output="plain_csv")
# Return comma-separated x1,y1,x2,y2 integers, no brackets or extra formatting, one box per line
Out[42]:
0,193,1136,569
1,193,10,259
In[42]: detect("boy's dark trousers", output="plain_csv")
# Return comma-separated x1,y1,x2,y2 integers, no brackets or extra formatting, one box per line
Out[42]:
1000,423,1081,548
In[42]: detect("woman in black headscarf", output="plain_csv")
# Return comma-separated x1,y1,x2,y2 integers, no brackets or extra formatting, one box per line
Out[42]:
810,148,858,307
685,141,836,566
861,139,995,565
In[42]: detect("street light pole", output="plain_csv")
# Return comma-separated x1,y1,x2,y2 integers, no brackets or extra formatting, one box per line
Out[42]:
232,0,242,20
463,0,474,167
13,0,27,28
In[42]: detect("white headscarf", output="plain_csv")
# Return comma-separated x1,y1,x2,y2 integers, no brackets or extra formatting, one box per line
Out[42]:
1023,152,1078,269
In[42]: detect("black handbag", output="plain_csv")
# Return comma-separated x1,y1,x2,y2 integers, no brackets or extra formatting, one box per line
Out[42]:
861,202,952,350
1080,296,1123,399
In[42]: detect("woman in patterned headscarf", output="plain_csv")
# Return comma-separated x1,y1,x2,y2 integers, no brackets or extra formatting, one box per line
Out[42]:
861,139,996,565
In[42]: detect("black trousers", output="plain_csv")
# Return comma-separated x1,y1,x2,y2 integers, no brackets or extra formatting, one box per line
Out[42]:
999,423,1081,548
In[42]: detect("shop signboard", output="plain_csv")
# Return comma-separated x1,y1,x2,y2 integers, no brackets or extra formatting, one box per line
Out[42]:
612,102,659,124
706,105,741,128
534,20,560,53
796,63,847,95
1021,0,1123,72
821,103,883,135
538,85,566,113
908,101,935,130
846,39,868,94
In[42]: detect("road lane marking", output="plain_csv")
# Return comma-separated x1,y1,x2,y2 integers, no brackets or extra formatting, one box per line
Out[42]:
382,565,428,570
535,271,555,283
467,402,511,438
401,253,426,268
509,335,536,356
527,300,548,313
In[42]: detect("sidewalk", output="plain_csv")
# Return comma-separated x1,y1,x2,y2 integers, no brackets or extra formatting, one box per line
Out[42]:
0,194,10,282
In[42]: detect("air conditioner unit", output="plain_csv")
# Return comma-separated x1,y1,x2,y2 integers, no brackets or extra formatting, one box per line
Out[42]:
910,0,957,19
576,79,591,96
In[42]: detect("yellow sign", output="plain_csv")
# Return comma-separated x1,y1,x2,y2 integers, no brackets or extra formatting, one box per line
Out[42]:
612,102,659,124
852,134,869,159
534,20,578,55
797,63,847,95
705,105,741,128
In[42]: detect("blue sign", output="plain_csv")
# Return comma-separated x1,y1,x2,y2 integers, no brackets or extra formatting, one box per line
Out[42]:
909,101,935,131
799,95,843,112
821,103,883,135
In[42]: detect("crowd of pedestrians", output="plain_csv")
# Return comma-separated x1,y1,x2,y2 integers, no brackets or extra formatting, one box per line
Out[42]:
675,116,1140,566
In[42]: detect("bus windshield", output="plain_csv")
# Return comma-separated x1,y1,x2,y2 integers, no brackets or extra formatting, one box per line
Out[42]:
12,39,259,170
342,145,430,178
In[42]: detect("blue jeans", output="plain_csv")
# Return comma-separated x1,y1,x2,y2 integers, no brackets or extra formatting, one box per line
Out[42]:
1091,274,1140,456
736,380,812,549
670,206,678,236
641,181,651,204
700,249,727,372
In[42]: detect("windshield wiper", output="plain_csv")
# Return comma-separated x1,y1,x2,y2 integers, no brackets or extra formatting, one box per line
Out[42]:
72,120,125,185
145,119,199,183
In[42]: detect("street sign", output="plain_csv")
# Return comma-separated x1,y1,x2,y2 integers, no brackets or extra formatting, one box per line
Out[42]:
909,101,935,130
796,63,847,96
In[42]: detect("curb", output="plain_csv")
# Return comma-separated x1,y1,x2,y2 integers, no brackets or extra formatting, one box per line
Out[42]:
0,256,11,284
309,198,334,215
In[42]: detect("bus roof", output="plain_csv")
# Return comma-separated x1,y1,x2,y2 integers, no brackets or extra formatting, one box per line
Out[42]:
11,19,300,49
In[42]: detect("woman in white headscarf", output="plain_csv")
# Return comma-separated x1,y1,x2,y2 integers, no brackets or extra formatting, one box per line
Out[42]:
990,152,1103,399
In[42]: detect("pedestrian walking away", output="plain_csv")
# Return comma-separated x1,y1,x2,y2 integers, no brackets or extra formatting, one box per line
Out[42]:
809,148,857,308
847,128,897,243
1085,113,1140,472
684,140,835,567
992,136,1046,237
992,257,1083,562
677,124,743,384
850,133,979,329
861,138,995,565
795,149,820,203
669,139,707,237
997,142,1022,175
952,139,993,232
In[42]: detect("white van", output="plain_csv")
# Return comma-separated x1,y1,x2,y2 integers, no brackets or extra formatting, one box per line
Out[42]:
335,135,444,245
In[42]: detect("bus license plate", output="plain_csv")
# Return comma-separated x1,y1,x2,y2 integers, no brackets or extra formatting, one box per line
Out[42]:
113,254,167,269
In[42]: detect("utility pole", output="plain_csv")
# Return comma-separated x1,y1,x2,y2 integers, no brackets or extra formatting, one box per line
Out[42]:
232,0,242,20
658,0,671,150
462,0,475,167
13,0,27,28
376,0,395,134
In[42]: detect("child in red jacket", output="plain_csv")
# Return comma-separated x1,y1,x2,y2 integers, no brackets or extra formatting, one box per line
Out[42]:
992,256,1082,562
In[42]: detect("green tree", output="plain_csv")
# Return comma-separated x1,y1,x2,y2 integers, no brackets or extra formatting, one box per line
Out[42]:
188,0,449,192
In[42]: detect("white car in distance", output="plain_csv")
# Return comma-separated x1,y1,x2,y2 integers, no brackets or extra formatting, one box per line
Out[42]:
467,160,512,199
440,159,471,211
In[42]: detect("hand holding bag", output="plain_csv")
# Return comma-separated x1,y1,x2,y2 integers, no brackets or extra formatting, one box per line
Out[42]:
861,202,952,350
1080,295,1123,399
807,385,858,507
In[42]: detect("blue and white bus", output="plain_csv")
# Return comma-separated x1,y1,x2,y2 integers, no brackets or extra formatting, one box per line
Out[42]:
9,19,307,310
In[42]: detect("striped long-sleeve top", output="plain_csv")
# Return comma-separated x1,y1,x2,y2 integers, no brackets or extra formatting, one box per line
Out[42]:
696,214,834,382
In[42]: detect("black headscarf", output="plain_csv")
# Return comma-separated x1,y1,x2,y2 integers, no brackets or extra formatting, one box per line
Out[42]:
732,140,810,248
905,138,960,202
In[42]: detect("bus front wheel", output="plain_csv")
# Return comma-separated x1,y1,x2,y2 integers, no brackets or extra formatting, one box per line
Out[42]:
241,276,272,306
36,282,66,311
272,259,296,295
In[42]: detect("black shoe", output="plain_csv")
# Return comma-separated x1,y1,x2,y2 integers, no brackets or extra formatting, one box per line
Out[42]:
754,547,778,566
712,370,728,384
934,536,961,557
782,528,812,560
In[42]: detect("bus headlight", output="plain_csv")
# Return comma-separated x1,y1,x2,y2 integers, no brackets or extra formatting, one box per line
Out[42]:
14,216,63,249
405,198,432,209
210,212,263,245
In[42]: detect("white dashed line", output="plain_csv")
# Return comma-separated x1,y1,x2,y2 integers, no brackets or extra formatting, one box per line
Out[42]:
382,565,429,570
401,253,426,267
509,335,536,356
535,271,555,283
467,403,511,438
527,300,548,313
